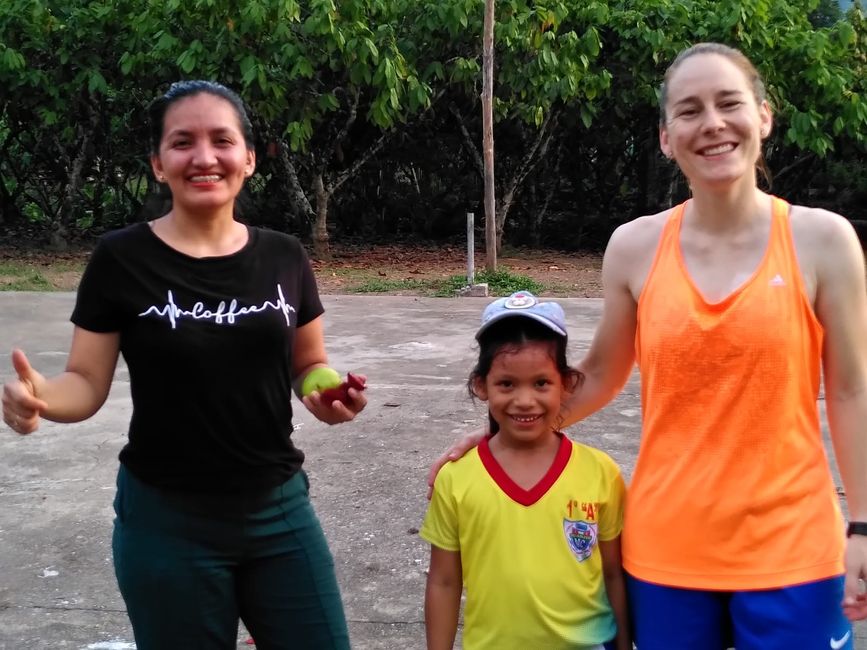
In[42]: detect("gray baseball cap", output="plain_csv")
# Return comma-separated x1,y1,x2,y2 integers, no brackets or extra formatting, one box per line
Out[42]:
476,291,567,340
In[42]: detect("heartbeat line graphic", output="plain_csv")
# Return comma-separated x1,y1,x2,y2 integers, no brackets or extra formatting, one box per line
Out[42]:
139,284,296,329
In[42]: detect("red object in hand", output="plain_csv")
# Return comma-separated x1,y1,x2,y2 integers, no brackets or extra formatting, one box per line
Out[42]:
319,372,366,404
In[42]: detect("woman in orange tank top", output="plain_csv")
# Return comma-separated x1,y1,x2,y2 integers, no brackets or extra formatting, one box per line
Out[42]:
431,43,867,647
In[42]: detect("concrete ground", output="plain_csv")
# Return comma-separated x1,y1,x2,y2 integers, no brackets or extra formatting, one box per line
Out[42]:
0,293,863,649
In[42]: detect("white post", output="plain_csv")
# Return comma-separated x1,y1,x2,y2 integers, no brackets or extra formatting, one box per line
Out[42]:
467,212,475,286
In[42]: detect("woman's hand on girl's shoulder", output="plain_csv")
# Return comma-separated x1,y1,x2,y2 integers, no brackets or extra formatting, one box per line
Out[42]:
426,428,487,499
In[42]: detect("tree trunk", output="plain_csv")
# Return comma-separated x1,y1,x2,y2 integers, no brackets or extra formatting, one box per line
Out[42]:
482,0,497,273
493,110,558,253
54,102,100,250
308,130,391,258
0,131,17,225
636,128,652,218
312,173,330,259
0,172,18,225
532,146,561,246
494,192,514,252
664,168,681,206
54,134,89,250
277,141,315,229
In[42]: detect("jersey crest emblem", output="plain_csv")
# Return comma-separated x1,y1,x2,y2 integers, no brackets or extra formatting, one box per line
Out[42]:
563,519,597,562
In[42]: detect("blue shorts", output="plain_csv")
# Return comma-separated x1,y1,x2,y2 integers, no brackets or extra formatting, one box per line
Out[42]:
626,573,853,650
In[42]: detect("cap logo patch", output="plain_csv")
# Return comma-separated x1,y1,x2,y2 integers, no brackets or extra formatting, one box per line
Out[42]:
504,293,537,309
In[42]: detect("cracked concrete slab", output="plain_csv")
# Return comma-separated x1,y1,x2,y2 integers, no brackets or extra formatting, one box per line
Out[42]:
0,293,863,649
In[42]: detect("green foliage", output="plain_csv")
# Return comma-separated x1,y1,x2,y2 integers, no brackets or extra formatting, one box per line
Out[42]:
1,0,866,249
437,269,544,297
0,263,53,291
128,0,432,148
810,0,844,27
475,268,544,295
349,277,430,293
342,267,543,297
407,0,613,127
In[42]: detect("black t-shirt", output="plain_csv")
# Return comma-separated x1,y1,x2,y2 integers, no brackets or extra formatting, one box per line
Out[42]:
72,223,323,492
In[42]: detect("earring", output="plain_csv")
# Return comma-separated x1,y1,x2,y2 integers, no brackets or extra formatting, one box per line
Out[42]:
156,175,165,183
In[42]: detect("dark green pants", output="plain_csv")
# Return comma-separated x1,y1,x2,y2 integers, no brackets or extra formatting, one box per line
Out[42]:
112,465,350,650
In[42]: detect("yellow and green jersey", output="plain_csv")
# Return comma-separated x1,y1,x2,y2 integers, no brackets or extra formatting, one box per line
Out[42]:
421,434,625,649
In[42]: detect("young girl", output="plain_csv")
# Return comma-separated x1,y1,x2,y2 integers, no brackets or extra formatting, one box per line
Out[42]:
421,291,630,650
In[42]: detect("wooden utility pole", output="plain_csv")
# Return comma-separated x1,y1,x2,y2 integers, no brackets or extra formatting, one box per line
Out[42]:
482,0,497,272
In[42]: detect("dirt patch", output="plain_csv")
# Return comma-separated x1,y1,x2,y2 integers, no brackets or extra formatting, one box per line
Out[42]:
495,250,603,298
310,244,603,297
1,243,603,297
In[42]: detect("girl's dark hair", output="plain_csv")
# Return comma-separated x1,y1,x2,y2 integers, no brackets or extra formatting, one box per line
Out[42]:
147,80,255,154
659,43,772,187
468,317,583,434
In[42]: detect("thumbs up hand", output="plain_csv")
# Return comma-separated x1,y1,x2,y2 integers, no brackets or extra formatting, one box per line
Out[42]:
3,349,48,434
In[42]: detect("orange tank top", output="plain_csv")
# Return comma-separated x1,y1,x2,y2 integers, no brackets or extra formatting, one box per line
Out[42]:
626,196,844,590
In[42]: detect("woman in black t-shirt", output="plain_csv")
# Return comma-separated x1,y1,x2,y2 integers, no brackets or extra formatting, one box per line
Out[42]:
1,80,364,649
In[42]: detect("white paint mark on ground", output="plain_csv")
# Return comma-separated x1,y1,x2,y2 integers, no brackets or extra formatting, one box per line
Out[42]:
399,374,454,381
38,567,59,578
619,408,639,417
388,342,436,350
370,384,459,392
85,642,136,649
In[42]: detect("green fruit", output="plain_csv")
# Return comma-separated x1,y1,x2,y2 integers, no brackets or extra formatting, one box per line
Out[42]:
302,367,342,397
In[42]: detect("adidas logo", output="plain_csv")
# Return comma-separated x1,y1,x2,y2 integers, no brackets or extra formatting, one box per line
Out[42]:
769,274,786,287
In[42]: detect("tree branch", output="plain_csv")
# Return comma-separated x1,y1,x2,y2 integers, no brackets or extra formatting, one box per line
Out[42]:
773,152,816,180
520,109,559,185
317,89,360,175
329,130,391,194
279,142,315,221
328,87,448,195
500,108,560,209
450,103,485,179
